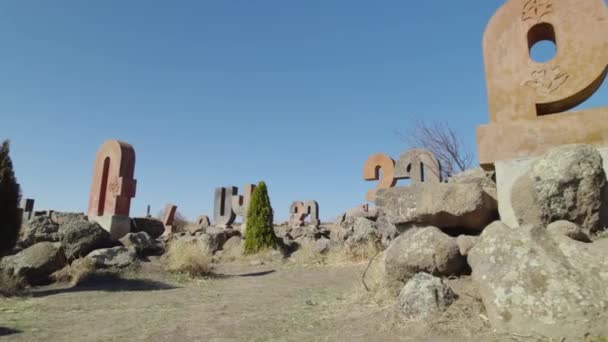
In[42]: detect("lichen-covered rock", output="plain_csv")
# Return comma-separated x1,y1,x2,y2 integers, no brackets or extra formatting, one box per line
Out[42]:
1,242,67,285
131,218,165,239
468,221,608,339
384,227,465,293
398,273,456,320
344,217,380,249
546,220,591,243
376,183,497,232
51,212,87,226
86,246,137,269
17,216,59,248
512,145,606,234
119,232,161,255
60,220,111,261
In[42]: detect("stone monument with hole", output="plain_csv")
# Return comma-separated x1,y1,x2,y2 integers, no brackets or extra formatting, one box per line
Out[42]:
475,0,608,227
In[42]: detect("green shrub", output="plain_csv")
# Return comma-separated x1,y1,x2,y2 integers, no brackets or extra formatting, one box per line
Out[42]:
0,140,21,255
243,181,276,254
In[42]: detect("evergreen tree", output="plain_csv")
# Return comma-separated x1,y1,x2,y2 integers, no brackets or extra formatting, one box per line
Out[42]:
243,181,276,254
0,140,21,254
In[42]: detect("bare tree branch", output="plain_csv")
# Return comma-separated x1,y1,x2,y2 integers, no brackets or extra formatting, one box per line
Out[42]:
396,119,474,179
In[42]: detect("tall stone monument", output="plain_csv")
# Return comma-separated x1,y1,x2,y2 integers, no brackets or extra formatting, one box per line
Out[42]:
214,184,256,227
162,203,177,235
363,149,441,201
476,0,608,226
88,140,137,240
18,198,35,227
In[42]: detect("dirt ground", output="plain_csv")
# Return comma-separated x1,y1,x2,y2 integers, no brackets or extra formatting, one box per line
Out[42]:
0,258,505,342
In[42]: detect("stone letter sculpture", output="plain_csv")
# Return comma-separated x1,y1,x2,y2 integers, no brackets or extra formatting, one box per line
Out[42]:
394,149,441,183
289,200,320,227
88,140,137,240
363,153,397,202
18,198,35,227
476,0,608,168
162,204,177,235
363,149,441,201
196,215,211,230
231,184,256,218
214,186,237,226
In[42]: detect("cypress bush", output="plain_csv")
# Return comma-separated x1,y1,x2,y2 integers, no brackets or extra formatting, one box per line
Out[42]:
0,140,21,254
243,181,276,254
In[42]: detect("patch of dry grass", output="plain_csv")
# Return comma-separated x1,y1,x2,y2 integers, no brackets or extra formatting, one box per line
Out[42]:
52,259,98,286
289,240,383,268
0,272,25,297
162,240,213,276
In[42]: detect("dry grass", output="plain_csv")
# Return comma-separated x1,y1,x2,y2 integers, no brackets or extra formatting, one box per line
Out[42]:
51,259,98,286
162,240,213,276
0,272,25,297
289,240,383,268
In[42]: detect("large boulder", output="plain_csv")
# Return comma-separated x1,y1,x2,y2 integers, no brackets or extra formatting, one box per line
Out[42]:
448,167,497,201
344,217,380,250
468,221,608,339
17,216,60,248
376,183,497,232
86,247,138,269
131,218,165,239
51,212,87,226
171,230,228,255
384,226,465,293
1,242,67,285
511,145,606,234
119,232,161,255
60,220,112,261
398,272,457,320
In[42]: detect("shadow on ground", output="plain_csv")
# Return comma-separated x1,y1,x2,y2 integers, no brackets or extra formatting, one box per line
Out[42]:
212,270,277,279
0,327,22,337
30,273,177,298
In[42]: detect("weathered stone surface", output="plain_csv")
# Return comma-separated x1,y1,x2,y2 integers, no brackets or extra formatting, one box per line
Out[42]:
173,229,229,254
119,232,160,255
221,236,243,258
195,215,211,232
449,167,497,201
60,220,111,261
375,212,399,248
131,217,165,238
512,145,606,233
456,235,478,256
468,221,608,339
384,227,465,293
86,247,137,269
161,204,177,235
547,220,592,243
1,242,67,285
51,212,87,226
476,0,608,167
17,216,59,248
398,273,456,320
314,238,331,254
344,218,379,249
231,184,256,217
376,183,497,232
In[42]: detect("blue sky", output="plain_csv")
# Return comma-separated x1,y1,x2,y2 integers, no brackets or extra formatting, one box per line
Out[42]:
1,1,607,222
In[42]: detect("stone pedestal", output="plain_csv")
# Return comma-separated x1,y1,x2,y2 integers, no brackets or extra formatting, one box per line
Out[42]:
90,215,131,240
495,147,608,228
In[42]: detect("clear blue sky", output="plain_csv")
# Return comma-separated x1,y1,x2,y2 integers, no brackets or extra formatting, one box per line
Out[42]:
1,1,607,222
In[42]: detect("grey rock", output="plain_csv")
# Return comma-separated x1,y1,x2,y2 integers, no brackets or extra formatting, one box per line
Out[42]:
60,220,111,261
547,220,592,243
86,246,137,269
17,216,59,248
131,217,165,239
398,273,456,320
468,221,608,339
314,238,331,254
1,242,66,285
512,145,606,233
51,212,87,226
344,217,379,249
119,232,161,255
376,212,399,248
456,235,479,256
376,183,498,232
384,226,465,294
449,167,497,201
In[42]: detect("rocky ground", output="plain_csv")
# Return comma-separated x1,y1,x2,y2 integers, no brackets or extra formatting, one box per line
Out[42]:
0,257,504,342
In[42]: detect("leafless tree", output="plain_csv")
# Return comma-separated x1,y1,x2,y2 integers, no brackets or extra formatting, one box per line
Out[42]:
397,119,474,180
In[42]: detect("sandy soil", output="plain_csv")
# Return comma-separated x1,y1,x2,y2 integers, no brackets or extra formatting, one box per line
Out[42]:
0,258,504,342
